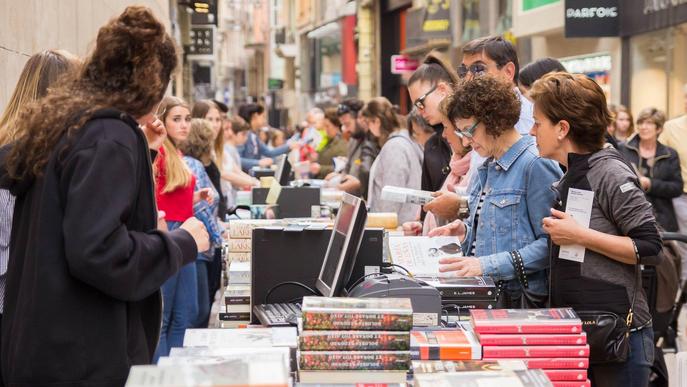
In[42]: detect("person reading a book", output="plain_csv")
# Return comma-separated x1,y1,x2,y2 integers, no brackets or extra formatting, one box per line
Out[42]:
529,72,661,386
431,76,561,308
0,6,209,386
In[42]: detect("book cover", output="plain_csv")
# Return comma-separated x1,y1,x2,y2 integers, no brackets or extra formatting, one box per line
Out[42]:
482,345,590,358
125,358,289,387
160,347,290,371
543,369,588,381
299,331,410,351
298,351,411,371
411,359,527,373
551,381,590,387
301,297,413,331
470,308,582,334
297,370,407,385
477,333,587,346
483,358,589,369
228,261,251,285
387,236,462,277
182,327,298,348
228,238,253,253
381,186,434,205
410,330,481,360
417,276,498,299
414,369,553,387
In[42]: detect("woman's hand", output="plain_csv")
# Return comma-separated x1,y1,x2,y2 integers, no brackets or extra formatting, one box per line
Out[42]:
639,176,651,191
428,220,466,239
542,208,583,246
438,256,482,276
402,221,423,236
423,191,460,221
157,211,168,231
180,217,210,252
193,188,213,204
140,117,166,150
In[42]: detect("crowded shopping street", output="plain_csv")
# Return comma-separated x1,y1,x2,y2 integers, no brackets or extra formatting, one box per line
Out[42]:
3,0,687,386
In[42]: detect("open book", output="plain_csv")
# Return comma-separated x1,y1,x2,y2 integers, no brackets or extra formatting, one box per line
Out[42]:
388,236,462,277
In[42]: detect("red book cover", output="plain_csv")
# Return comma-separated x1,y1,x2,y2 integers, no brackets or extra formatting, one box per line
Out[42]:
543,369,588,381
483,357,589,369
470,308,582,334
552,381,591,387
410,330,481,360
482,345,590,358
477,333,587,346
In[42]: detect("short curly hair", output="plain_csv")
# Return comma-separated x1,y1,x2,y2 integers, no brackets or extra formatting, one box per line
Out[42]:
179,118,214,160
446,76,521,137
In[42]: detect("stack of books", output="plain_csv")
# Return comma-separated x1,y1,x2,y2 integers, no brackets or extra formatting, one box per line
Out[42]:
226,219,279,263
221,260,252,327
297,297,413,384
471,308,590,387
417,276,500,316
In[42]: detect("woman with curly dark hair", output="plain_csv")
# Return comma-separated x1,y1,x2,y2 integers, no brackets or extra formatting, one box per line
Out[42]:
0,6,208,386
431,76,561,307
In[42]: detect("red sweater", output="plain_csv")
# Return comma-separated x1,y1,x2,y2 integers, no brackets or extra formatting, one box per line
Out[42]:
154,146,195,222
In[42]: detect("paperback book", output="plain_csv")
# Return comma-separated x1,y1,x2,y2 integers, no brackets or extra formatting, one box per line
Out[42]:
551,381,590,387
298,351,411,371
160,346,290,371
182,327,298,348
414,369,553,387
301,297,413,331
417,276,498,299
482,345,590,358
411,359,527,374
381,186,434,205
470,308,582,334
542,369,588,381
227,261,251,285
228,238,252,253
299,331,410,351
410,330,481,360
228,252,252,262
387,236,462,277
219,312,251,321
477,333,587,346
482,358,589,370
297,370,408,384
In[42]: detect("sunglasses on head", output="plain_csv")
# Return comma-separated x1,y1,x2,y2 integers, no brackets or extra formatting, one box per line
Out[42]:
413,84,437,110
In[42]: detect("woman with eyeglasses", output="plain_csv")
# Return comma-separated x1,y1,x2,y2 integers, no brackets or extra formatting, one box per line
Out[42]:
529,72,661,386
363,97,424,224
431,76,561,308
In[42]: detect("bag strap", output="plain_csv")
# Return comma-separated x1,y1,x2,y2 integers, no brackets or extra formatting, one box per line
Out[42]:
626,240,641,328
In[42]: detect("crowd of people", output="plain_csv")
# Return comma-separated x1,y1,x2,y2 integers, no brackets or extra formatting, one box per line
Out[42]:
0,5,686,387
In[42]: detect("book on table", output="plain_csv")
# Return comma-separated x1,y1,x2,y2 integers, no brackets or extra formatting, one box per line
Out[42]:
298,350,411,371
182,327,297,348
413,369,553,387
301,297,413,331
482,345,590,358
477,332,587,346
410,330,481,360
298,330,411,351
161,346,290,371
411,359,527,373
482,357,589,369
297,370,408,385
387,236,462,277
470,308,582,334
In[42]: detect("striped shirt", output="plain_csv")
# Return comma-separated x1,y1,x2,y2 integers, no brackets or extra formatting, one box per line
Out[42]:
470,191,486,257
0,188,15,314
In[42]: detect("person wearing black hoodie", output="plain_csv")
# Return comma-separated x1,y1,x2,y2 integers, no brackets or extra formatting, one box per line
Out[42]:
0,6,208,387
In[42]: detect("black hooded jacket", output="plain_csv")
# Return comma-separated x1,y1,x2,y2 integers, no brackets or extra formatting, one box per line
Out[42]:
0,109,197,386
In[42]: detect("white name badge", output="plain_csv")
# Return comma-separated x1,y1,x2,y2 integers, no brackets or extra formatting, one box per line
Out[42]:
558,188,594,263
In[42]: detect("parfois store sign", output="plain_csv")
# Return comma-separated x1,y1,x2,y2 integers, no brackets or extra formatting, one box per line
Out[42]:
564,0,620,37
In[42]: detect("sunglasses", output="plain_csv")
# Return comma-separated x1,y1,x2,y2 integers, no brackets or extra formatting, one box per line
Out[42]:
457,63,488,79
413,84,437,110
454,121,480,139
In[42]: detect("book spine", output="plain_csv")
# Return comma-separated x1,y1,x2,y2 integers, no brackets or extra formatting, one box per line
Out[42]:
219,312,251,321
483,358,589,369
224,304,251,313
442,299,499,310
471,321,582,334
410,345,480,361
228,271,251,285
302,312,413,331
298,332,410,351
482,345,590,358
225,296,251,305
298,351,411,371
551,381,591,387
543,369,588,381
228,252,252,262
228,239,252,253
477,333,587,346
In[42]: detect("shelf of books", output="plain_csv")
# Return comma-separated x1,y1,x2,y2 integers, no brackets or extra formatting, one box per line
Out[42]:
126,291,594,387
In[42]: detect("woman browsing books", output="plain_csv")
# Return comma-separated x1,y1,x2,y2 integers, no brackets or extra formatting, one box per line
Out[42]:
529,72,661,386
430,76,562,307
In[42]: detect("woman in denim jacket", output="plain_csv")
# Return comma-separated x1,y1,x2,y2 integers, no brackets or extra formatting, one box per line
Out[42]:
431,76,562,305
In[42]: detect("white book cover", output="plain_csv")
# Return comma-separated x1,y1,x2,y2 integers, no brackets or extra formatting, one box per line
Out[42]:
182,327,298,348
125,358,289,387
388,236,462,277
381,186,434,205
161,346,290,371
227,261,251,285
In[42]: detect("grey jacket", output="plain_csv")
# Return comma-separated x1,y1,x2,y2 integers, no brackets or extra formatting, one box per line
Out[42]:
368,130,424,224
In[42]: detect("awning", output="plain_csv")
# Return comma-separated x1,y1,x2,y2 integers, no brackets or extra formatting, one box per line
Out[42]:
307,22,340,39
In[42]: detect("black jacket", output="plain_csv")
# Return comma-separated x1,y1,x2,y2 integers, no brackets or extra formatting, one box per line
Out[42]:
0,109,197,386
619,137,683,231
421,126,451,192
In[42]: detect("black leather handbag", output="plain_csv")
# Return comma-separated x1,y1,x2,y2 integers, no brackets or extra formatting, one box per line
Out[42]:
575,250,640,365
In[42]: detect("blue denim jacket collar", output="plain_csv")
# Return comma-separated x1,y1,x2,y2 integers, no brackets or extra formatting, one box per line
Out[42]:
494,135,534,171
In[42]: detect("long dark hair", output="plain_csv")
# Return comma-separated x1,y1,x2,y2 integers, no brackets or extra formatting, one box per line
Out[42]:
6,6,177,180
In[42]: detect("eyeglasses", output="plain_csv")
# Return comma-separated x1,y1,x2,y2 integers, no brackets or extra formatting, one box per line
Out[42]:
457,63,488,79
413,84,437,110
454,121,480,139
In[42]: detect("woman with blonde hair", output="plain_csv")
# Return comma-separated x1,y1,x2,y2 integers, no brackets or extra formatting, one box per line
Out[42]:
0,6,208,384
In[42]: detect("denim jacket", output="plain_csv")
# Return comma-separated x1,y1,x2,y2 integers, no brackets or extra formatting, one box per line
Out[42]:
184,156,224,261
462,136,562,296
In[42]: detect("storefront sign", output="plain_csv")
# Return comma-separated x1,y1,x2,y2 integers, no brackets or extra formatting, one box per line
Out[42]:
565,0,619,37
391,55,420,74
186,26,214,56
405,0,452,49
620,0,687,36
523,0,560,12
